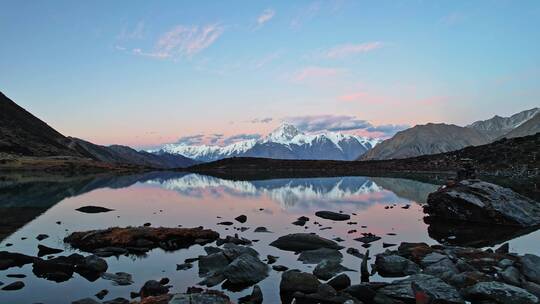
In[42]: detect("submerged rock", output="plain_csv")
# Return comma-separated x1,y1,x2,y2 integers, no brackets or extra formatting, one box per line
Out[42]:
298,248,343,264
101,272,133,286
253,227,271,233
315,211,350,221
72,298,102,304
270,233,342,252
140,280,169,298
313,260,355,280
76,206,114,213
64,226,219,253
168,289,230,304
425,180,540,227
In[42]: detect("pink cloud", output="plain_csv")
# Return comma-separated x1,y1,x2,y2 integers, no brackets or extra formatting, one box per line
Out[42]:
291,66,342,82
134,24,224,59
325,42,383,59
256,9,275,27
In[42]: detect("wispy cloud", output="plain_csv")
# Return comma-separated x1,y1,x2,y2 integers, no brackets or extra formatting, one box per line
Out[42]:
208,133,224,144
284,115,408,137
254,51,282,69
176,134,205,145
290,66,343,82
285,115,371,132
134,24,224,59
250,117,273,124
290,1,322,29
118,21,145,41
324,42,383,59
223,133,262,145
256,9,275,29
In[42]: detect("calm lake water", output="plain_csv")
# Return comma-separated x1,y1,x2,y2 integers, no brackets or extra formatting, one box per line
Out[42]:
0,172,539,304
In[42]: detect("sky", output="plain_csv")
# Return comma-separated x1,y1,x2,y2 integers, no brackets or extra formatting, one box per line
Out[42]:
1,0,539,149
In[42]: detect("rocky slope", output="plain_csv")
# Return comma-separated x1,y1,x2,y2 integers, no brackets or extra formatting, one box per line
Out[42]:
360,123,490,160
501,113,540,139
467,107,539,140
0,92,197,169
0,92,81,157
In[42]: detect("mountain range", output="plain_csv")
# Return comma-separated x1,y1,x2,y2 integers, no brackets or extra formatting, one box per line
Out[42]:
154,123,379,162
1,90,538,168
360,108,539,160
0,92,197,169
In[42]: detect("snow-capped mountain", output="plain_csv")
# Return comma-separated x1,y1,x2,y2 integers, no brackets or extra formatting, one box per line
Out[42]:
153,124,380,162
145,174,389,210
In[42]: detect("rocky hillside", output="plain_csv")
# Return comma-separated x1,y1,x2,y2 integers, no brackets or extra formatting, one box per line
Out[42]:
0,92,196,169
467,107,539,140
360,123,490,160
501,113,540,139
0,92,81,157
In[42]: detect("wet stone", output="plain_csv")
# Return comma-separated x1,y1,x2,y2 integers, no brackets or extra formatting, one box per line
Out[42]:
76,206,114,213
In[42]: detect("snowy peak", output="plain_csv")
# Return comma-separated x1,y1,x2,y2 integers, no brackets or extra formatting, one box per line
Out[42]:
153,123,381,162
266,123,303,143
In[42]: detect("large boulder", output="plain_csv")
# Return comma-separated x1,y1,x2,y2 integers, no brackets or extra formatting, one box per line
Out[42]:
280,270,321,294
520,254,540,284
425,180,540,227
463,281,538,304
378,274,464,304
375,253,420,277
270,233,343,252
222,254,269,285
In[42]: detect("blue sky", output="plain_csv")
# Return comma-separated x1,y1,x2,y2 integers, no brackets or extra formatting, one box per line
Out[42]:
1,0,539,148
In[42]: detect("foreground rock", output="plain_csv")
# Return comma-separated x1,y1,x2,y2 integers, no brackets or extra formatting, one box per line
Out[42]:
375,251,420,277
33,253,108,282
198,243,268,289
64,226,219,254
298,248,343,264
464,281,538,304
378,274,464,303
425,180,540,227
313,260,355,280
168,288,231,304
270,233,343,252
238,285,263,304
315,211,350,221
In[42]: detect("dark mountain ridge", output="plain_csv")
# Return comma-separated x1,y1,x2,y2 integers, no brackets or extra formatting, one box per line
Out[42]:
0,92,197,169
